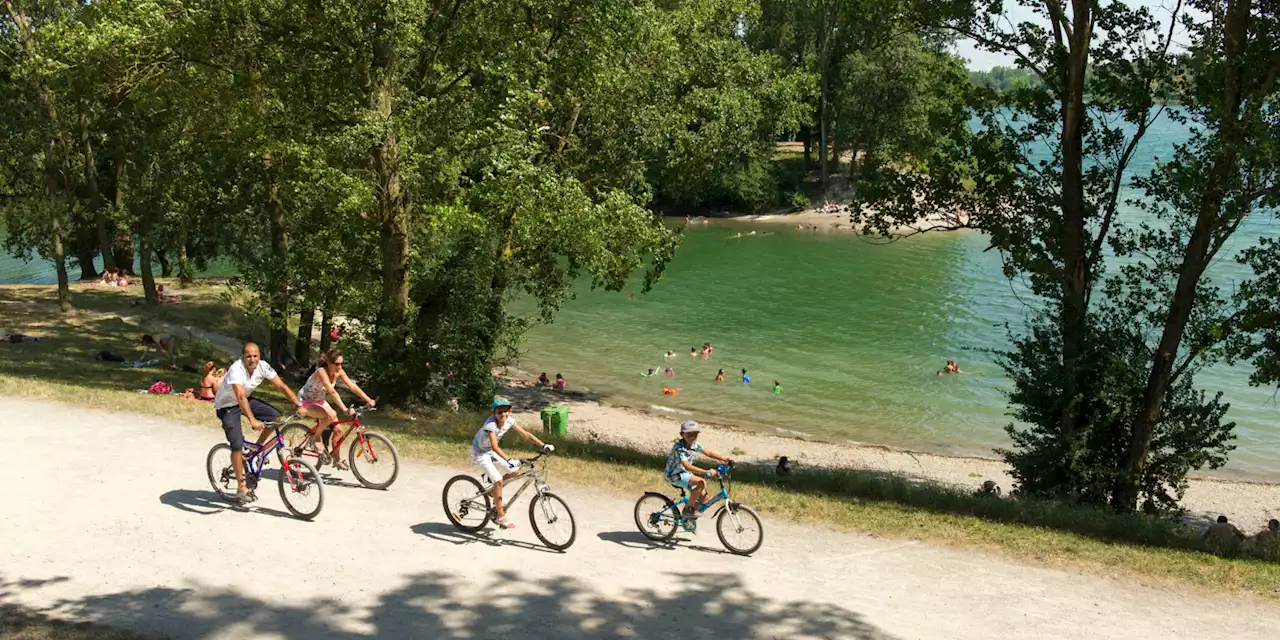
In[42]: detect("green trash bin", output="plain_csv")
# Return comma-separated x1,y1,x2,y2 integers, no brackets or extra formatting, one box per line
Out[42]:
540,405,570,438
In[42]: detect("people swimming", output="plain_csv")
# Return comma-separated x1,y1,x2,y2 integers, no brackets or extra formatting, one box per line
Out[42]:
664,349,675,359
690,347,698,358
537,372,551,386
772,380,782,393
937,360,975,375
741,368,751,385
553,373,567,391
700,343,713,359
642,367,658,377
715,368,725,383
663,367,675,376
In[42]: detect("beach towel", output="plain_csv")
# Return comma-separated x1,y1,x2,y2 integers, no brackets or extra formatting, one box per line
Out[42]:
148,381,172,395
123,359,161,368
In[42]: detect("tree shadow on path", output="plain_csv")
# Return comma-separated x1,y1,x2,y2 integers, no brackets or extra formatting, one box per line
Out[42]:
2,569,899,640
410,521,564,554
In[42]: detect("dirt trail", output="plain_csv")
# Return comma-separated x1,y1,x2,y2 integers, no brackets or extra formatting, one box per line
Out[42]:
2,397,1275,640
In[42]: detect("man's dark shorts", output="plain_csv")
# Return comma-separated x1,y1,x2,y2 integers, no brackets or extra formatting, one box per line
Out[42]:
216,398,281,450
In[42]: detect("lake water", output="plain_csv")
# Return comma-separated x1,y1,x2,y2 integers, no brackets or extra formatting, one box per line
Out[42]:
5,115,1280,478
514,115,1280,479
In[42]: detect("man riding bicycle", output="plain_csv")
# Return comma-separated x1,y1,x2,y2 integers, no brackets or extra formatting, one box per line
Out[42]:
665,420,733,519
214,342,302,502
471,398,553,530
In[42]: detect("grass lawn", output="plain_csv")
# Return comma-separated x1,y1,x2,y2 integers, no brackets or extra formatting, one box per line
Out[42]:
3,283,1279,603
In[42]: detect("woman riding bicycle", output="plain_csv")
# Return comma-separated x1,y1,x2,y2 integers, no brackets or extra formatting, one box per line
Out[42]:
471,398,553,530
298,348,375,470
665,420,733,518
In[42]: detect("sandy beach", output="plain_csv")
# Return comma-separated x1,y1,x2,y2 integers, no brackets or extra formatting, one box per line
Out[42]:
500,377,1280,534
687,203,971,234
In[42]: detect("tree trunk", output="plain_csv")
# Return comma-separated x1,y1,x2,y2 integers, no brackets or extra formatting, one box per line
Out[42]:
371,8,410,364
157,248,172,277
1114,0,1250,510
80,107,115,272
319,306,332,352
266,164,289,370
139,232,158,306
831,120,842,174
1055,0,1095,454
73,220,99,280
177,233,193,285
818,65,829,191
111,140,134,273
9,2,73,311
801,124,813,169
50,212,71,312
295,307,315,366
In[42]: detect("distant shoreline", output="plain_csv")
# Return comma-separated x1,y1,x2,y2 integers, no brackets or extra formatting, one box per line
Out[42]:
674,206,975,235
498,372,1280,533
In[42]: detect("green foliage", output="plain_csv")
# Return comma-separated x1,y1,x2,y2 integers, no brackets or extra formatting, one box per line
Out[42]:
999,312,1236,510
967,66,1041,92
835,34,969,175
787,189,810,212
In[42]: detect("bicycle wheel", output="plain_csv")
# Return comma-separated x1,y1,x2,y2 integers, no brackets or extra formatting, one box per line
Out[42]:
633,493,679,542
279,424,316,461
715,502,763,555
529,492,577,551
442,475,491,532
278,458,325,520
349,431,400,490
206,444,237,498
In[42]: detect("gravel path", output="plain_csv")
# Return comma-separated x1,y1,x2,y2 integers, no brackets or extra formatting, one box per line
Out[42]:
2,397,1275,640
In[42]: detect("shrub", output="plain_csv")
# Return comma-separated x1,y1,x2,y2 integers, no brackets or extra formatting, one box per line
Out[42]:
997,311,1236,511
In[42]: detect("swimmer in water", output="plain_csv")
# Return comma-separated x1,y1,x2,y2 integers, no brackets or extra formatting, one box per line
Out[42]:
643,367,658,377
748,230,757,236
664,367,675,376
732,232,742,239
715,368,725,383
772,380,782,393
690,347,698,358
741,368,751,385
937,360,975,375
664,349,675,359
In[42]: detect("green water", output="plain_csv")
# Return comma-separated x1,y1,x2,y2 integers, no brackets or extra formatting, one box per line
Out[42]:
517,220,1280,479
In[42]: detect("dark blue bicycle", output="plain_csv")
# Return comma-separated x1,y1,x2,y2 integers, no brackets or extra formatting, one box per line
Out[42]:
206,415,325,520
633,462,764,555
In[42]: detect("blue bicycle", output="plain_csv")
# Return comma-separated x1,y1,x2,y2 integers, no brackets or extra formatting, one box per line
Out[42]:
633,462,764,555
206,416,325,520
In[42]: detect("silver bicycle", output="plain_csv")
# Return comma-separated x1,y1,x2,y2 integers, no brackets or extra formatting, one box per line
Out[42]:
441,452,577,550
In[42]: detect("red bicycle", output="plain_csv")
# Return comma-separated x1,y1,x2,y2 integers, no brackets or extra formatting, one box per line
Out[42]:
281,405,400,490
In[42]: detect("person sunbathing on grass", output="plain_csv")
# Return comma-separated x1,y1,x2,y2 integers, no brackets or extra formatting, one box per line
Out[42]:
0,332,43,343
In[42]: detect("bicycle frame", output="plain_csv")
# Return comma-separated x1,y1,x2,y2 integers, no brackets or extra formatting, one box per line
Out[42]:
289,408,373,456
241,430,287,479
467,454,552,513
646,466,736,526
238,418,307,490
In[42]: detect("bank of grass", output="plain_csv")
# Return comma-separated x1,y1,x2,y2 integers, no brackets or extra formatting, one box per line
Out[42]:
3,284,1280,601
0,606,148,640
